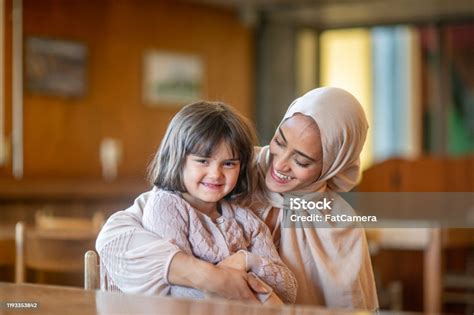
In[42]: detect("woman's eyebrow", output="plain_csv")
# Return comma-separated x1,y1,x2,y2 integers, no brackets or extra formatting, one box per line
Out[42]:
279,128,317,162
278,128,287,143
295,151,317,162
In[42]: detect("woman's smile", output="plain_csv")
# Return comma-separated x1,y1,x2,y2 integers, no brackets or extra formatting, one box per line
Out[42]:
270,165,295,183
265,113,323,193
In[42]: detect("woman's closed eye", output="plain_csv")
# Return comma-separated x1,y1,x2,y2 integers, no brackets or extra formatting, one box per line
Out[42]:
274,137,285,147
294,158,310,168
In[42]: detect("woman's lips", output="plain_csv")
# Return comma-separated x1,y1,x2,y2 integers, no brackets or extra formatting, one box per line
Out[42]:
270,166,293,184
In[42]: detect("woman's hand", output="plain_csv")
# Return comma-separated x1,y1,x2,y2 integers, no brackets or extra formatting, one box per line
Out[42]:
168,252,269,302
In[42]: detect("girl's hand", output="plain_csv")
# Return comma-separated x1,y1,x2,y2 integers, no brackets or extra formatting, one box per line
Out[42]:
206,266,264,302
263,292,284,306
168,252,269,302
217,251,247,271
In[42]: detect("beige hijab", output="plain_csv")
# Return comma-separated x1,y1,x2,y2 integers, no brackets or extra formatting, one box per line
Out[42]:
259,86,368,206
257,87,378,309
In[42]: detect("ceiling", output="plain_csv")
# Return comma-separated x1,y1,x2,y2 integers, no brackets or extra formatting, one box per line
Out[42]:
184,0,474,28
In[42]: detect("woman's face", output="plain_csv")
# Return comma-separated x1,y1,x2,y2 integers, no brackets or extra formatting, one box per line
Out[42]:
265,113,323,193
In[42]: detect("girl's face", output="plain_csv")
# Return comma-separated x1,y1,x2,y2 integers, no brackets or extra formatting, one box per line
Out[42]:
265,113,323,193
182,141,241,213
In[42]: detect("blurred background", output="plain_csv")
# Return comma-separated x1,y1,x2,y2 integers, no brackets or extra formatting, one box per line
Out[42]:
0,0,473,313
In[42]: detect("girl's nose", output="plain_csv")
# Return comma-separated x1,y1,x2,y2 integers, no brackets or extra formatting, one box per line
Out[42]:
208,165,223,179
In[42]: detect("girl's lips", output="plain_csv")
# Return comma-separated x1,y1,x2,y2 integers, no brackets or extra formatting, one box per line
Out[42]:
201,182,224,190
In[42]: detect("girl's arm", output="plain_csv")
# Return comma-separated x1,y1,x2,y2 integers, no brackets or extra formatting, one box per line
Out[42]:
97,191,266,300
217,249,284,306
169,252,268,302
142,192,269,301
236,209,298,304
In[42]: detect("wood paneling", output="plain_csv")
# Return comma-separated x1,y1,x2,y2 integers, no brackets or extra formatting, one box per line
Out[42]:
6,0,253,179
357,159,402,192
358,157,474,312
358,156,474,192
0,0,12,178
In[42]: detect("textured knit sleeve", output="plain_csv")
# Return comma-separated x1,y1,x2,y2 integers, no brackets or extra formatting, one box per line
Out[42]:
142,191,193,255
142,191,206,300
96,190,181,296
236,209,297,304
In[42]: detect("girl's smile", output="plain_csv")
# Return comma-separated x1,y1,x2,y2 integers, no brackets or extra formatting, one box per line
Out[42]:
182,141,240,216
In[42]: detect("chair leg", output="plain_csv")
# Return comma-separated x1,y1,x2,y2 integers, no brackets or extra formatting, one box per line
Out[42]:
84,250,99,290
15,222,25,283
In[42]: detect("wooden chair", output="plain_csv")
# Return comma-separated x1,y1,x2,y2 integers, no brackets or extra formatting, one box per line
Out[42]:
35,211,104,232
84,250,100,290
84,250,118,292
0,225,15,271
15,221,97,285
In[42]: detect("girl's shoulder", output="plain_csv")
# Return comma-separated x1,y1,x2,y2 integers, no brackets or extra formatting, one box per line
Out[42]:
147,189,188,212
228,203,267,233
150,188,182,201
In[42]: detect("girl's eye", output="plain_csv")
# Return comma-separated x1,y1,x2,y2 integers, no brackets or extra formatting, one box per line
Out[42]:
224,161,238,168
294,159,309,168
195,159,208,165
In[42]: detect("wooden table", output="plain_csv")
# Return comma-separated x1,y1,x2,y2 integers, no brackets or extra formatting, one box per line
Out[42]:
0,282,409,315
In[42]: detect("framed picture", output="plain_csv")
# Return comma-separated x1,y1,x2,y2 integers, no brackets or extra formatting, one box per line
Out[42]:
142,51,203,106
25,37,87,97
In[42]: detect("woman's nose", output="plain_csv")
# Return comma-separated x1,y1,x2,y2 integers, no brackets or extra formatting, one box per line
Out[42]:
273,154,290,172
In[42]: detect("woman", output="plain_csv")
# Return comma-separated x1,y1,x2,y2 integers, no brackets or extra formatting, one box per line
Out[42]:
96,87,378,309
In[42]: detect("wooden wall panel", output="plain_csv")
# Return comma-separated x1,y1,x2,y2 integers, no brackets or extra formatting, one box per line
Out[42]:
15,0,253,179
398,157,445,192
357,159,402,192
0,0,12,178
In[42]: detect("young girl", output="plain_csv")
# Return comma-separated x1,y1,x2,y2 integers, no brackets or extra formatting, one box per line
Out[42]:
111,101,297,304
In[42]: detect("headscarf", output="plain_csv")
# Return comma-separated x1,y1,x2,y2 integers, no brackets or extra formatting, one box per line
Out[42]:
258,86,369,208
256,87,378,308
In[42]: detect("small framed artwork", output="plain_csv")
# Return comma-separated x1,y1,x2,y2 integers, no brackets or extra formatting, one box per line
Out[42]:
25,37,87,97
142,51,203,106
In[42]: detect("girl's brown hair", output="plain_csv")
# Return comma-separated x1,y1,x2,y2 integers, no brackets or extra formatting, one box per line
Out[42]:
148,101,257,204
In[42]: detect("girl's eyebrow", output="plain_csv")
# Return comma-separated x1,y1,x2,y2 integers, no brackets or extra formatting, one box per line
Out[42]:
190,154,240,161
222,158,240,162
279,128,317,162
